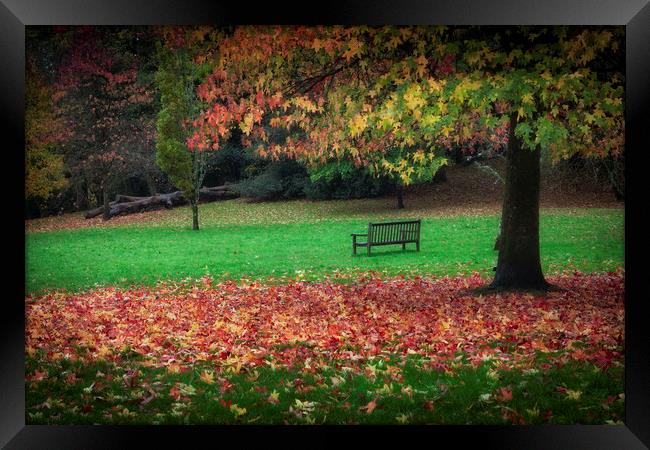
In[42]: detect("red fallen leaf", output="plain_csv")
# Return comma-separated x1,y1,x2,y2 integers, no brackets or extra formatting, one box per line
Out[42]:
81,404,92,413
360,399,377,414
27,371,47,382
543,410,554,421
220,380,234,394
555,386,568,394
498,387,513,402
169,386,181,400
64,373,77,384
423,400,435,411
254,385,267,393
219,399,232,408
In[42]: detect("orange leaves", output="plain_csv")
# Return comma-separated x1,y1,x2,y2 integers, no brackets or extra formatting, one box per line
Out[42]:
25,272,624,375
360,399,377,414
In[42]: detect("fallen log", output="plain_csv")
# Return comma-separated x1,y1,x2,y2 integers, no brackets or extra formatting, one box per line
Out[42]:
108,191,187,217
84,184,239,220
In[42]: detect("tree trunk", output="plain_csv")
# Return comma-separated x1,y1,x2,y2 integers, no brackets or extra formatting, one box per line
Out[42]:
396,184,405,209
491,114,549,290
191,199,199,230
102,187,111,221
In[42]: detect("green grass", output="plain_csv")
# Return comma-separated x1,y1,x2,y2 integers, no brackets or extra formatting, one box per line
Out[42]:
26,208,623,294
26,350,624,425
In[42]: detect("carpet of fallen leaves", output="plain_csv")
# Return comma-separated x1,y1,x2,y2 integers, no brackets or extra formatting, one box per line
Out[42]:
26,271,624,375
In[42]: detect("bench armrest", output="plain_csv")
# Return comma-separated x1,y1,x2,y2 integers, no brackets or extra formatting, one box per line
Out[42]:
351,233,368,237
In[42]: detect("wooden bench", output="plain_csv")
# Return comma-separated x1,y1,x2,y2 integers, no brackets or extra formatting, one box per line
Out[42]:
352,219,421,255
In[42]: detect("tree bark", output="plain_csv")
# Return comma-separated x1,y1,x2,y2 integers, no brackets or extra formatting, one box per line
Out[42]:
191,200,199,230
102,187,111,221
396,184,405,209
491,114,549,290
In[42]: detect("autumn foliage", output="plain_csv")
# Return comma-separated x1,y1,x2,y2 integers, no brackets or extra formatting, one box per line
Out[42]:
26,271,624,374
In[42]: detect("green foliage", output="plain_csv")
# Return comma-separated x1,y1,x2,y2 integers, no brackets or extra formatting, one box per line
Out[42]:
154,45,195,194
236,159,309,201
306,161,393,200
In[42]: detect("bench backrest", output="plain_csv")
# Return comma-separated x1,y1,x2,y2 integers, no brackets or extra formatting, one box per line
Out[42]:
367,220,421,244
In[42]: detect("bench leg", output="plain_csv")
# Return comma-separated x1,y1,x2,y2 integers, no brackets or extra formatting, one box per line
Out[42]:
402,243,406,251
367,245,371,256
416,240,420,251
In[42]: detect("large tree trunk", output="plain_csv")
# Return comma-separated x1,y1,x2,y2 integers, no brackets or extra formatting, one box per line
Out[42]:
396,184,405,209
491,115,549,290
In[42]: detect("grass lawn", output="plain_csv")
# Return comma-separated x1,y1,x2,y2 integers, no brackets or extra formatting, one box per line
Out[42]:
26,353,624,425
25,206,623,294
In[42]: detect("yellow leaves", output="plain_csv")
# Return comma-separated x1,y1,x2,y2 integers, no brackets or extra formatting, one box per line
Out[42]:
348,113,368,137
293,96,318,113
240,113,254,135
565,389,582,400
521,92,534,105
230,403,247,417
466,51,482,66
199,370,215,384
451,79,482,104
267,389,280,404
396,413,410,424
403,84,426,111
426,78,444,93
343,38,363,62
386,34,402,50
420,113,441,128
441,124,454,137
517,107,526,121
415,55,428,78
593,107,605,119
412,149,426,163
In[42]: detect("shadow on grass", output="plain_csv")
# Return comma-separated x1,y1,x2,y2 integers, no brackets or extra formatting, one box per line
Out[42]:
460,282,567,298
351,248,421,258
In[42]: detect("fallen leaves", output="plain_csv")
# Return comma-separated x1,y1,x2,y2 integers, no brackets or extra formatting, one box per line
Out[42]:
360,399,377,414
25,271,624,378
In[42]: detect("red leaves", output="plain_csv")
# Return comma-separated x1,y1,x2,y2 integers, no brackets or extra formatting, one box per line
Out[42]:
360,399,377,414
496,387,513,402
25,272,624,375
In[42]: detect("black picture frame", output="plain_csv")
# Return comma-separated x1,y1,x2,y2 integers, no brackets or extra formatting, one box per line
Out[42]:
4,1,648,448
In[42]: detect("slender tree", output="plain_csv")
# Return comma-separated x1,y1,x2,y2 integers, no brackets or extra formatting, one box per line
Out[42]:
155,26,221,230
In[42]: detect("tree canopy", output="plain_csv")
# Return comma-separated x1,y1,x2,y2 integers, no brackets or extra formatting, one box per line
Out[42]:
189,26,623,186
